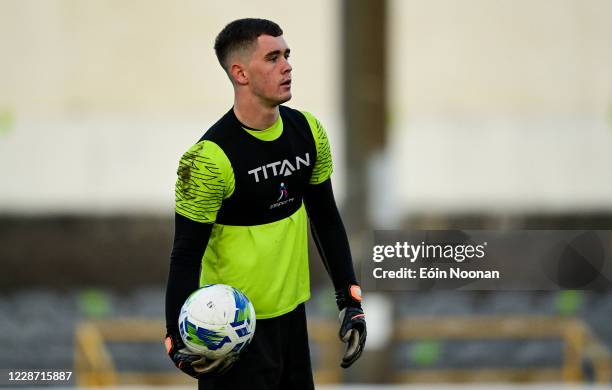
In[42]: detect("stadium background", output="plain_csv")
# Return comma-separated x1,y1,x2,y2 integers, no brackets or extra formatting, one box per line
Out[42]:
1,0,612,388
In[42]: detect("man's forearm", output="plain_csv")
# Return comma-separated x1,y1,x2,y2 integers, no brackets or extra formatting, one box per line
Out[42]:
304,180,358,294
165,213,212,334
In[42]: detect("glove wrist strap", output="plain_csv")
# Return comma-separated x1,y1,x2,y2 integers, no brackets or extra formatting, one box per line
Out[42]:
336,284,363,310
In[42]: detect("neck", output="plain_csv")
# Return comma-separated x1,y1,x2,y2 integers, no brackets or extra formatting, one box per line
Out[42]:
233,94,279,130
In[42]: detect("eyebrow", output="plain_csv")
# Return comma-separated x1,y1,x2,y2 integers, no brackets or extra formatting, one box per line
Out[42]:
264,48,291,59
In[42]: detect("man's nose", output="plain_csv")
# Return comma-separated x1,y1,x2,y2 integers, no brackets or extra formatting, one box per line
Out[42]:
282,58,292,73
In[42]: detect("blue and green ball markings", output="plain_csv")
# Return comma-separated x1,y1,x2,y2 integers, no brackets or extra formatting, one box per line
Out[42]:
228,288,254,355
180,317,231,351
230,288,252,328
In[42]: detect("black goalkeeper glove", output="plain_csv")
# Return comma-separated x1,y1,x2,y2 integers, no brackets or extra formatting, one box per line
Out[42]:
164,332,235,378
336,284,367,368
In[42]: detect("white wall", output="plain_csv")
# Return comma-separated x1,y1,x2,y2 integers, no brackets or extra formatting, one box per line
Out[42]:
382,0,612,222
3,0,612,218
0,0,343,214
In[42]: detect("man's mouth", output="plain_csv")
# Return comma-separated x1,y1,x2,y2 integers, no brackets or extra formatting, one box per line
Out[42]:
281,79,292,86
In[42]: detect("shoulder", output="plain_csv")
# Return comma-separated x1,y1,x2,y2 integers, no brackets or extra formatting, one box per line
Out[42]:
178,112,235,180
299,110,320,128
303,111,333,184
180,139,227,164
177,139,232,190
297,110,328,145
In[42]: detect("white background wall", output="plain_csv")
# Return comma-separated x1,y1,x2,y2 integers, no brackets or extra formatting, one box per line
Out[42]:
0,0,343,214
2,0,612,218
383,0,612,222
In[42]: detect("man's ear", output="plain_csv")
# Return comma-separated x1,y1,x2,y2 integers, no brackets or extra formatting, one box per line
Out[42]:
230,63,248,86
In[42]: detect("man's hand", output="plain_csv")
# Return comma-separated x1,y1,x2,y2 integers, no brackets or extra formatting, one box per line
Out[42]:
336,284,367,368
164,333,235,378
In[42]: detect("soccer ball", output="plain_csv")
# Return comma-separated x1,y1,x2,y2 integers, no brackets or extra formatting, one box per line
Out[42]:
178,284,256,360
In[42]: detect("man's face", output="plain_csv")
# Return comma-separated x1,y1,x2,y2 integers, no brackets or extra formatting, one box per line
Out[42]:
244,35,292,106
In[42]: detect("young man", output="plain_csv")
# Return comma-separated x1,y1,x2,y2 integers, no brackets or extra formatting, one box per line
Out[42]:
164,18,366,389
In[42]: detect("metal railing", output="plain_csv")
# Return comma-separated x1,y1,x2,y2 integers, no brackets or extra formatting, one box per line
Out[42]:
74,318,342,386
392,315,611,383
75,315,611,386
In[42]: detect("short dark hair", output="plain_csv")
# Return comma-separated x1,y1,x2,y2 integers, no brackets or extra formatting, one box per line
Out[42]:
214,18,283,71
